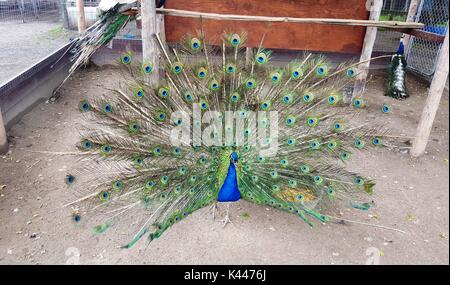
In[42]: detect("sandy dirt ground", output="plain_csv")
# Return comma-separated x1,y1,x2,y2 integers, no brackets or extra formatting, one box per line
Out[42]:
0,19,76,85
0,63,448,264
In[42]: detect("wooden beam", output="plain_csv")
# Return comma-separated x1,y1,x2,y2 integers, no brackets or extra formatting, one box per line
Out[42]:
411,27,449,157
0,107,8,154
352,0,383,100
403,0,420,48
76,0,86,33
154,7,424,29
141,0,159,85
396,28,446,43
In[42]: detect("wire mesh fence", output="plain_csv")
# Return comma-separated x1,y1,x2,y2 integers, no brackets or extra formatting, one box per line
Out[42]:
407,0,448,77
0,0,100,23
374,0,411,53
0,0,61,22
373,0,448,78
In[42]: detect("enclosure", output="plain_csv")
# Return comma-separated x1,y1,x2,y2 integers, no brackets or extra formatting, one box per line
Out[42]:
0,0,448,265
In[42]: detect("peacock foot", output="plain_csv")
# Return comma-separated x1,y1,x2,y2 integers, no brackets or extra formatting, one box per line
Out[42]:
220,203,233,228
209,202,218,220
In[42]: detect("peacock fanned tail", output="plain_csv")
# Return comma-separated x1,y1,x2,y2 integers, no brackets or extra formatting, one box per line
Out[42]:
65,31,403,248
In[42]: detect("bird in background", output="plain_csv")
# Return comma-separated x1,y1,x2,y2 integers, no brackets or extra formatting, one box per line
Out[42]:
62,2,406,248
385,35,409,100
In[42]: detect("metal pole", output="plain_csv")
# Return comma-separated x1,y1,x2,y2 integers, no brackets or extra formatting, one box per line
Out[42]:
60,0,70,29
20,0,25,23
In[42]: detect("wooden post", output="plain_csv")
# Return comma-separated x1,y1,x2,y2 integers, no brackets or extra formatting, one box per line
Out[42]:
411,27,449,157
141,0,159,85
0,107,8,154
352,0,383,100
76,0,86,33
403,0,420,49
156,3,166,44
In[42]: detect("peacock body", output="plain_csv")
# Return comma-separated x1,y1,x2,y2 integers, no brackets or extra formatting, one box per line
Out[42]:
66,30,401,248
385,37,409,100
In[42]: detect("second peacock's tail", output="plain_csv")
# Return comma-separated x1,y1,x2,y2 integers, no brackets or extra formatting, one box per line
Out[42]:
65,31,404,248
57,0,137,90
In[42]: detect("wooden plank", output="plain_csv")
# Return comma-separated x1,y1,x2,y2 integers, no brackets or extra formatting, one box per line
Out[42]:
392,28,446,43
411,27,449,157
352,0,383,99
408,29,446,43
158,8,424,29
164,0,370,53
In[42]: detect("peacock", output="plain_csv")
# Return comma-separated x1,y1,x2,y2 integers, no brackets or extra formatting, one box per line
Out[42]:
64,18,404,249
385,36,409,100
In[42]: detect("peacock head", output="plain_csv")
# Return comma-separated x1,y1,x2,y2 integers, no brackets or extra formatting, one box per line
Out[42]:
230,151,239,163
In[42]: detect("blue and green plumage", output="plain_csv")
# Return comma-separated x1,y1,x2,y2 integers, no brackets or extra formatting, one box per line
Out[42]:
217,152,241,202
64,17,406,247
385,38,409,100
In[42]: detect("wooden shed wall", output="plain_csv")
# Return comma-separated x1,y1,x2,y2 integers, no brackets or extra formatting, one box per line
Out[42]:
164,0,370,53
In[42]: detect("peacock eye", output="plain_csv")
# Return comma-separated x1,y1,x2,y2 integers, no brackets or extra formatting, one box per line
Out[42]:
121,53,132,65
73,215,81,222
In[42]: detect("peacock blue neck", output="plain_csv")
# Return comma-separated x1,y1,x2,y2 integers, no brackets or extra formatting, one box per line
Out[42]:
217,161,241,202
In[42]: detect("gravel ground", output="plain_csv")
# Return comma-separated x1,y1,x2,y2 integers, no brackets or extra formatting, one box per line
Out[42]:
0,19,77,85
0,63,448,264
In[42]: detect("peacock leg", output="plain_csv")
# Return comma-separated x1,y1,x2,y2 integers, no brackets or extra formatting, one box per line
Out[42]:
209,202,218,220
221,203,233,227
